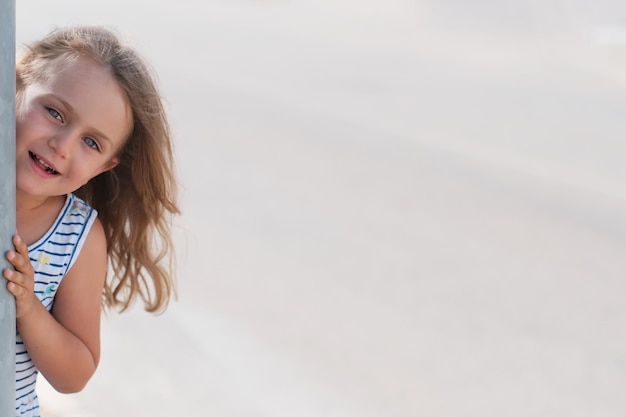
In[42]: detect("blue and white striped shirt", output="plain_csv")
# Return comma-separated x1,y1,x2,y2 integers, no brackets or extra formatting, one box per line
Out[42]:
15,193,97,417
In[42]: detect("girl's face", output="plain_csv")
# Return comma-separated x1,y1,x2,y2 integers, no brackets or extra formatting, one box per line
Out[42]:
16,57,132,200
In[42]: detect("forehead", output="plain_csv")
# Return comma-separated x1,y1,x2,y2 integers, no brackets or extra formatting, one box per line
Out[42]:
28,57,133,150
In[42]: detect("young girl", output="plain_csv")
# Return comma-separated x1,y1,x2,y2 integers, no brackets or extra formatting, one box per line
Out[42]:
3,26,179,416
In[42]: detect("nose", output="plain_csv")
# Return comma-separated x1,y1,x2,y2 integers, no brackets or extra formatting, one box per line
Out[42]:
47,131,78,159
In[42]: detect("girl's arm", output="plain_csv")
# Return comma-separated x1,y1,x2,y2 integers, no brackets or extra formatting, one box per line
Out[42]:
4,220,107,393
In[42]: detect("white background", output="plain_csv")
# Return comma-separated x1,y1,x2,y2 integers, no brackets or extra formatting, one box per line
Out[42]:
16,1,626,416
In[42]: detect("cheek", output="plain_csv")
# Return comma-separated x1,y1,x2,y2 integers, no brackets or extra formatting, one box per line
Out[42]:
15,94,32,126
15,119,30,149
81,155,114,178
15,106,37,140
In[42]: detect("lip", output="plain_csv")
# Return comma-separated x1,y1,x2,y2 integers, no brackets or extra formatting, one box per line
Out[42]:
28,151,61,178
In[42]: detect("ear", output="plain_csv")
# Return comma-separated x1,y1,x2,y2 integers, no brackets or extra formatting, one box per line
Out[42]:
99,157,120,175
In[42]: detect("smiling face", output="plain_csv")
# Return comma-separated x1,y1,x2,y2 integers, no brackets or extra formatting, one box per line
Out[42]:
16,56,133,202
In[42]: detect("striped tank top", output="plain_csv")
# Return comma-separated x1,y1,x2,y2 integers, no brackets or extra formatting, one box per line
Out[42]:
15,193,97,417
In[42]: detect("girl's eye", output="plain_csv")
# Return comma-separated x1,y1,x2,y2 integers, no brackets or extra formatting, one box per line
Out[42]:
47,107,62,121
83,137,100,151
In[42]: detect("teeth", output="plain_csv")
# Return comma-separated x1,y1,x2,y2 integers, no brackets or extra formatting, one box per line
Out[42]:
31,152,58,174
37,156,51,169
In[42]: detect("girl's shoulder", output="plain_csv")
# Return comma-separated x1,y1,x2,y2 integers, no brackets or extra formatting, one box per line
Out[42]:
64,193,97,223
30,194,101,309
29,194,95,243
29,193,99,269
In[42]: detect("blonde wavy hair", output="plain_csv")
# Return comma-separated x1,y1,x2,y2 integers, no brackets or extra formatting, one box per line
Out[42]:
17,26,180,313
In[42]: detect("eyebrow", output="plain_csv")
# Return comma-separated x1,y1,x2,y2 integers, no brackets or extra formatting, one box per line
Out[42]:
50,94,114,145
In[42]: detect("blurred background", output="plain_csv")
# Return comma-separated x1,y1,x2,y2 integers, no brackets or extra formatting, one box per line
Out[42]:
16,0,626,416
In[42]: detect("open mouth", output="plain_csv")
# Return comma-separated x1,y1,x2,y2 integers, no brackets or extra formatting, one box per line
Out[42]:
29,151,60,175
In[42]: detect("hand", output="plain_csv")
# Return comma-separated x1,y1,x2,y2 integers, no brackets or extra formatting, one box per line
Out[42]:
4,234,37,319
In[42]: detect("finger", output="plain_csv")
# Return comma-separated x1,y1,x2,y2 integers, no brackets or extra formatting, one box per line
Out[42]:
7,239,34,275
4,270,25,297
6,280,21,296
5,272,34,301
7,280,30,307
6,249,29,274
4,268,22,285
5,249,16,263
13,234,28,255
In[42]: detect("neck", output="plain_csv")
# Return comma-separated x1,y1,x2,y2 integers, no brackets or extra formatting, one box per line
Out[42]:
16,190,63,213
15,191,68,246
